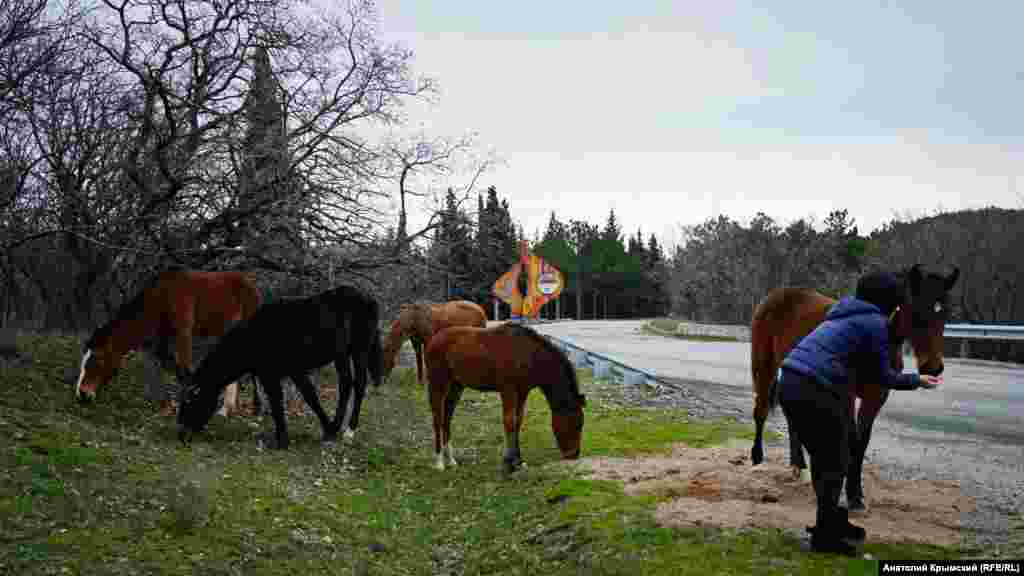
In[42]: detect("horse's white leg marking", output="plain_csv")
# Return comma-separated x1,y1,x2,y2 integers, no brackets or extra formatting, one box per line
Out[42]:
433,450,446,470
341,390,356,441
445,440,457,467
217,382,239,417
75,350,93,399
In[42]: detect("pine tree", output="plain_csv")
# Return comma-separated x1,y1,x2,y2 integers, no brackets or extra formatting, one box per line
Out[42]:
602,208,623,246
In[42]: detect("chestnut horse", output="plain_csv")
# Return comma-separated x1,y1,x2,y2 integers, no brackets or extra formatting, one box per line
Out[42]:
178,284,384,449
424,323,586,474
750,264,959,511
76,268,261,416
381,300,487,384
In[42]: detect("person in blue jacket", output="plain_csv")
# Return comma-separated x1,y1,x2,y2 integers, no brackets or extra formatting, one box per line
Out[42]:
778,270,943,555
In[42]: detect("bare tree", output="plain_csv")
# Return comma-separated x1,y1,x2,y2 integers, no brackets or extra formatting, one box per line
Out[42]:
2,0,493,328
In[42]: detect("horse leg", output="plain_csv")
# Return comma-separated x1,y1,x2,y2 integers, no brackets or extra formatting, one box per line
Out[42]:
781,400,808,478
846,394,885,513
442,384,464,467
332,356,356,441
341,350,369,441
501,392,524,475
412,337,424,384
251,375,264,416
169,323,196,417
516,392,528,433
290,371,336,442
218,382,239,417
751,382,773,466
429,384,448,471
259,376,289,450
751,413,767,466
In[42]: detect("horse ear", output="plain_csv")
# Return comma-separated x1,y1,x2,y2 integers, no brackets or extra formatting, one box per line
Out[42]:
945,267,959,291
909,264,923,292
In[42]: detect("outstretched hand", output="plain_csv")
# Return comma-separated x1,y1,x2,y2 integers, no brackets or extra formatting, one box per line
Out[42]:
919,374,943,389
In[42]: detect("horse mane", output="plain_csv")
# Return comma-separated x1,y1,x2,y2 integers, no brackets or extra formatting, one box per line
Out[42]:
495,323,583,404
86,267,187,348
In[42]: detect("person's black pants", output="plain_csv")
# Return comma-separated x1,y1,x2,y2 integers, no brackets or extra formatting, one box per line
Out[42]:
778,367,852,529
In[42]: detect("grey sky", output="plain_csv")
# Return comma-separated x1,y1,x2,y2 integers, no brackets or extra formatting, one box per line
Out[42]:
374,0,1024,248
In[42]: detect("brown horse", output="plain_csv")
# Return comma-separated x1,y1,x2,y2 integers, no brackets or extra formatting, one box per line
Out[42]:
382,300,487,384
76,268,261,416
424,323,586,474
750,264,959,511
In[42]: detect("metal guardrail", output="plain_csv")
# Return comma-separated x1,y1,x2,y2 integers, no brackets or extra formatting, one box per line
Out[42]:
542,333,665,388
944,324,1024,341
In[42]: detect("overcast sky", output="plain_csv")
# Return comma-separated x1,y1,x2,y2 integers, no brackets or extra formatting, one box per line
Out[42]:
373,0,1024,249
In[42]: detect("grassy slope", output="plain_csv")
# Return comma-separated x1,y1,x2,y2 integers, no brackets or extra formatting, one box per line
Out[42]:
643,319,740,343
0,331,965,575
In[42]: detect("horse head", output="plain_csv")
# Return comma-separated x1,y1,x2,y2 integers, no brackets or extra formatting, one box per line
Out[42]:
380,319,406,382
176,376,206,445
552,393,586,460
901,264,959,376
75,333,123,403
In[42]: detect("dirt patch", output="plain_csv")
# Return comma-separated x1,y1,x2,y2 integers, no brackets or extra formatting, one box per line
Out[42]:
569,442,975,547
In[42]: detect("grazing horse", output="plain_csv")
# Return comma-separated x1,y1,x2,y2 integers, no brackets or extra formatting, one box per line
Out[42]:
381,300,488,385
749,264,959,511
76,268,261,416
177,284,384,449
424,323,586,474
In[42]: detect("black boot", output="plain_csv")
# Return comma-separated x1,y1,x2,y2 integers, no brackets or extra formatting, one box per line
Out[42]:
806,506,866,542
808,511,857,556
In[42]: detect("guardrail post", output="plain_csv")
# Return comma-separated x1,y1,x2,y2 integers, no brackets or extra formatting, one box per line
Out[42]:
959,338,969,359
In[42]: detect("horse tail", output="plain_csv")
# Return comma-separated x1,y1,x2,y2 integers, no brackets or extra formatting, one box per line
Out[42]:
750,297,779,420
366,298,384,388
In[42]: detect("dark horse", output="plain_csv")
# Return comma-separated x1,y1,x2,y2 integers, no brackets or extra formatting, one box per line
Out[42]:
177,284,384,449
424,322,586,474
750,264,959,511
77,267,262,416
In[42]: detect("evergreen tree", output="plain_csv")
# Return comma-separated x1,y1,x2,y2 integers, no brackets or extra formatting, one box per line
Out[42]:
627,228,646,260
601,208,623,246
435,188,474,299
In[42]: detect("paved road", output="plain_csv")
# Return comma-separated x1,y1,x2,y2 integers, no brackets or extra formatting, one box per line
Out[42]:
531,319,1024,545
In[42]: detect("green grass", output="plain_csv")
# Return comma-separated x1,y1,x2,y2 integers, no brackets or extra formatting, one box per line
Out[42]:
642,322,740,343
0,330,973,575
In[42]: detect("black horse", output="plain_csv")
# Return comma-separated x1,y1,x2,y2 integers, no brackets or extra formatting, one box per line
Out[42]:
177,284,384,449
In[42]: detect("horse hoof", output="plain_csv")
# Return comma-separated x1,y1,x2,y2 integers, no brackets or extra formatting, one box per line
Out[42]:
433,456,446,471
848,501,868,515
751,446,763,466
257,432,288,450
343,428,355,442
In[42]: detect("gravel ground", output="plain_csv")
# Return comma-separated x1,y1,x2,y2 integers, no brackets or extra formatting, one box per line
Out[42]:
608,373,1020,553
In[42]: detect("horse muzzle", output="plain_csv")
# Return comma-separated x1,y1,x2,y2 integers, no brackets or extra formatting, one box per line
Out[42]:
918,360,945,377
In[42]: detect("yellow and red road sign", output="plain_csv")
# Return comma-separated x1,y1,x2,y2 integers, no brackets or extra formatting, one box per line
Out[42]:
493,241,564,318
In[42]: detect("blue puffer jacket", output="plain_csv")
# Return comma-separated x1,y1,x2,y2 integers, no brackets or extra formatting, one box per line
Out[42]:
781,296,921,394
